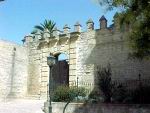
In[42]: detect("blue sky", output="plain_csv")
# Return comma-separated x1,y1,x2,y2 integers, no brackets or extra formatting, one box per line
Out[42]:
0,0,117,44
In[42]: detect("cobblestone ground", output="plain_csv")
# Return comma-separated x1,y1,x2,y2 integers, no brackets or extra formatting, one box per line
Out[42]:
0,99,45,113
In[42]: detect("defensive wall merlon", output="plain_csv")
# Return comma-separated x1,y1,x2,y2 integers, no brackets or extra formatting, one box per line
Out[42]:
22,15,126,45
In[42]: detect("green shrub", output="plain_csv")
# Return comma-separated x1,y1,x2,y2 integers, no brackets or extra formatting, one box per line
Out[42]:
52,85,87,102
128,85,150,104
112,83,150,104
88,90,99,99
97,65,114,102
52,85,70,102
75,87,87,97
112,84,127,103
88,90,102,103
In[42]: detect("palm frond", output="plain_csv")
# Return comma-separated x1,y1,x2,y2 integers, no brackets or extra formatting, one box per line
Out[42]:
31,29,38,34
40,23,46,29
34,25,44,31
32,19,56,37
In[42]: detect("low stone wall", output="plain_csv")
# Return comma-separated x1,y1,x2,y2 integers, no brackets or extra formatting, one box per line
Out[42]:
52,102,150,113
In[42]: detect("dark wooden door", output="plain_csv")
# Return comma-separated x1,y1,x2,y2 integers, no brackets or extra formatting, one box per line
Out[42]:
52,60,69,88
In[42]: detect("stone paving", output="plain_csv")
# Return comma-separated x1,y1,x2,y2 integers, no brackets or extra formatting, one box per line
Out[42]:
0,99,45,113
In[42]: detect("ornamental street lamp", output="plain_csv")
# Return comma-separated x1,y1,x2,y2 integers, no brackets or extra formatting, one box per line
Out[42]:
43,53,56,113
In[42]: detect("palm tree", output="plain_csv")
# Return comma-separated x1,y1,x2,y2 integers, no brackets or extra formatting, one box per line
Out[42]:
32,19,56,36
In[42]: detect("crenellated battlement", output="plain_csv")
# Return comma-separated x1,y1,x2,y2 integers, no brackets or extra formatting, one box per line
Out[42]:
22,15,123,46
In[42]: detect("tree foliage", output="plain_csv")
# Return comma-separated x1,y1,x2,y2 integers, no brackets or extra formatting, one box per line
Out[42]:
97,0,150,59
31,19,56,36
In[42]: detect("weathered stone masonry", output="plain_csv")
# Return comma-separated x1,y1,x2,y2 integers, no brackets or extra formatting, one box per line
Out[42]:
0,15,150,99
24,28,80,98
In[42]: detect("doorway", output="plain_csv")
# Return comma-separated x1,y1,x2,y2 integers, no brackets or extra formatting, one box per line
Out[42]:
52,53,69,88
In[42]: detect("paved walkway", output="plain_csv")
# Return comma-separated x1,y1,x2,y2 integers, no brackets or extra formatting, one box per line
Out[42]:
0,99,45,113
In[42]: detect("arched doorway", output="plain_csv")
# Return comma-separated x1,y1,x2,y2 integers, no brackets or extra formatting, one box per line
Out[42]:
52,53,69,88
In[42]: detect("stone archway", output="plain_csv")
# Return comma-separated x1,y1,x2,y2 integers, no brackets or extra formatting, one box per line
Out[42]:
25,32,79,98
35,36,78,98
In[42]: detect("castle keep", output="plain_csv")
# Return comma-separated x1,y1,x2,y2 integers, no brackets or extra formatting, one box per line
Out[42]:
0,16,150,100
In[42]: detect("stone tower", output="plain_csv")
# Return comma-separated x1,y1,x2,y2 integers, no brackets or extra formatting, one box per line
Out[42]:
99,15,107,29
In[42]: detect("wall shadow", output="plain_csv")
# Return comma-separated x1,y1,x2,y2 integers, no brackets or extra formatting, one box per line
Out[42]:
72,25,150,112
73,28,114,113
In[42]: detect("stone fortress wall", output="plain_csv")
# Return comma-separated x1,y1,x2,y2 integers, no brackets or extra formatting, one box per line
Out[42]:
23,15,150,98
76,17,150,87
0,39,28,100
0,15,150,99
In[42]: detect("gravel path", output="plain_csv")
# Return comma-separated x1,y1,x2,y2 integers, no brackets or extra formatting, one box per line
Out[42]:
0,99,45,113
